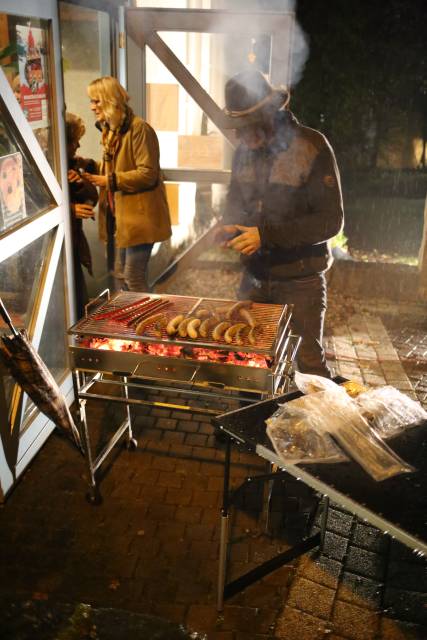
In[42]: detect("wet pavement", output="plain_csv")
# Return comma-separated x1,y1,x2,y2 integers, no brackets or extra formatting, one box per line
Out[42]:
0,257,426,639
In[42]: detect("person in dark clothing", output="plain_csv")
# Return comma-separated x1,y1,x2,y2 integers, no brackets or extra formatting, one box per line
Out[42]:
219,69,344,378
65,113,98,318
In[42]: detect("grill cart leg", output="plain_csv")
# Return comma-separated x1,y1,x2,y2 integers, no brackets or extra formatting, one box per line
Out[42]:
79,396,101,505
122,376,137,450
217,433,231,612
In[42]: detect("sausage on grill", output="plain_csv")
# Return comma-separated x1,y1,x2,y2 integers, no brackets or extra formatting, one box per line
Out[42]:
224,322,248,344
225,300,252,321
166,314,185,336
187,318,202,339
235,323,250,346
212,321,231,341
248,325,258,345
199,315,219,338
135,312,165,335
239,307,257,328
178,317,196,337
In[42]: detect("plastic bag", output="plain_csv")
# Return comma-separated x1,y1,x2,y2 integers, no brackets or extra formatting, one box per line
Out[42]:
266,394,346,464
266,385,415,481
355,386,427,438
294,371,341,395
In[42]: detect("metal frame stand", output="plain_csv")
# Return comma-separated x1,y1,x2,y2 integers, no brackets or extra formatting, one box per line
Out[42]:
74,371,138,504
216,432,328,612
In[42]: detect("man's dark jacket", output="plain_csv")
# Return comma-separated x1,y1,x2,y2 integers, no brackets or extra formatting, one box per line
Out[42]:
224,110,344,280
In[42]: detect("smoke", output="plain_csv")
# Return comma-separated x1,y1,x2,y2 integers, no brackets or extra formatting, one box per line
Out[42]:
211,0,309,91
288,11,309,87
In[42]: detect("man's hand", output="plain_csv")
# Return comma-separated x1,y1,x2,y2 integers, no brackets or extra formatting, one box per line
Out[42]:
83,173,107,188
215,224,240,246
73,203,94,219
227,225,261,255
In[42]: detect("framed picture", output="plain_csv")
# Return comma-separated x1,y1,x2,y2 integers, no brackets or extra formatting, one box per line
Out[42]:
0,152,26,230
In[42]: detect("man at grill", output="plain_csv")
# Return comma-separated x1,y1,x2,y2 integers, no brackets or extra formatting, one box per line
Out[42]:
219,69,344,378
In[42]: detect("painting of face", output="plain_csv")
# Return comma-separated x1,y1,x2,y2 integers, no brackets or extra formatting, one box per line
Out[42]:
0,154,25,217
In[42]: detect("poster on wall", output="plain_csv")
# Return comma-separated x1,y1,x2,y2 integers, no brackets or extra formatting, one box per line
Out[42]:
16,25,49,129
0,152,26,231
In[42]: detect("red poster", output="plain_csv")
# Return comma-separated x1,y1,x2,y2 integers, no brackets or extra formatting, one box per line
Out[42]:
16,25,49,129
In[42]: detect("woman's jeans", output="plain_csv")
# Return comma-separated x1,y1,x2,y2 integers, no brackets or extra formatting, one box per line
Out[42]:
114,243,154,292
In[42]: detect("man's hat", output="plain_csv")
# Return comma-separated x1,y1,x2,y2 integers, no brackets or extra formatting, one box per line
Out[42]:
223,69,289,128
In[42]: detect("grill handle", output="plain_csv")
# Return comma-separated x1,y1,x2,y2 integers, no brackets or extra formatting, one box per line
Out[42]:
84,289,110,318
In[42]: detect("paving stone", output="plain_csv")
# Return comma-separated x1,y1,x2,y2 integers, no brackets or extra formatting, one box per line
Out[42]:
287,576,335,618
383,587,427,625
156,417,179,430
298,554,343,590
322,507,354,537
150,407,172,418
175,505,203,524
345,545,387,581
275,606,328,639
162,430,186,444
185,433,208,447
351,522,389,554
331,600,380,640
322,531,349,562
337,571,382,609
380,618,427,640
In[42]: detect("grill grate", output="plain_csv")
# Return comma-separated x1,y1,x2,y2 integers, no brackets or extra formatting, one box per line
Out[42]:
69,292,289,358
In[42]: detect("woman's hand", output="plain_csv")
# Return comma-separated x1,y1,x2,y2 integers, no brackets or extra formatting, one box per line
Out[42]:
82,173,107,188
73,203,95,219
227,225,261,255
68,169,81,183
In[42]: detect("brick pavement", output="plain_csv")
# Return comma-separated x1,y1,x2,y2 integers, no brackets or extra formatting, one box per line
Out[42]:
0,261,426,639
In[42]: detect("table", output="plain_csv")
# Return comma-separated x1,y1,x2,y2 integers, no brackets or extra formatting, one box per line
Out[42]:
213,385,427,609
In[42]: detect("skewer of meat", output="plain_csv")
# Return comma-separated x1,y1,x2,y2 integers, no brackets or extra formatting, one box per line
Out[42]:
126,299,170,327
92,296,150,321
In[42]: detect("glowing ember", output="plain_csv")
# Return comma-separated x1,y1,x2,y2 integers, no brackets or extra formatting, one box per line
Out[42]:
81,337,270,369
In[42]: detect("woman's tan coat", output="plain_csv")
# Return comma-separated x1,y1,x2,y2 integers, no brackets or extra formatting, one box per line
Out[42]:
98,113,171,249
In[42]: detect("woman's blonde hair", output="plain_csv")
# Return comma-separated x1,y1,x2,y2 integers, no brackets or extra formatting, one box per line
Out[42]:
65,112,85,144
87,76,130,129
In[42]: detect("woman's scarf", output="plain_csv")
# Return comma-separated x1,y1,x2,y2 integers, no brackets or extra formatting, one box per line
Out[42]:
99,107,132,214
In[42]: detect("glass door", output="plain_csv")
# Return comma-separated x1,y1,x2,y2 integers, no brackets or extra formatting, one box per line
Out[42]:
0,2,72,499
59,1,116,299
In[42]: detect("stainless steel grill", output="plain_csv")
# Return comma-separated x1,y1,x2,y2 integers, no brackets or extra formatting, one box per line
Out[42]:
68,290,300,503
68,291,297,395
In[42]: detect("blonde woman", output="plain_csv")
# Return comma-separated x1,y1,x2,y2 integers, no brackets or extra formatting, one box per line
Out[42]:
84,76,171,292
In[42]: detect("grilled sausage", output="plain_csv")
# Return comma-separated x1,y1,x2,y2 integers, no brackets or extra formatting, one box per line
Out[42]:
212,321,231,341
225,300,252,321
235,323,250,346
166,314,185,336
178,316,196,338
239,307,257,328
248,325,257,345
187,318,202,339
135,312,165,335
224,322,248,344
195,309,211,319
199,315,219,338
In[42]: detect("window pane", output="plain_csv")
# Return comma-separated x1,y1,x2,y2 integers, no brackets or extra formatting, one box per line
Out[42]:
0,100,55,234
0,14,56,169
0,231,52,416
21,250,69,429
